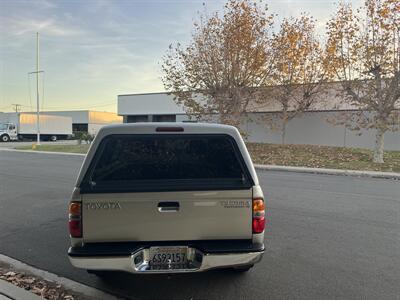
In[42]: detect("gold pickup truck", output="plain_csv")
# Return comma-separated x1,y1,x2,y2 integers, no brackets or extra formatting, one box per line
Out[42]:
67,123,265,274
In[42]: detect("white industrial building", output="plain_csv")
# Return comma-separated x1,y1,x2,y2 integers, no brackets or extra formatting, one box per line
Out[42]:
118,90,400,151
29,110,122,134
118,93,188,123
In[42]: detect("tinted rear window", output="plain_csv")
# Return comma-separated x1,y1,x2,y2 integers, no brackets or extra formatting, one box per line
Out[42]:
80,134,252,193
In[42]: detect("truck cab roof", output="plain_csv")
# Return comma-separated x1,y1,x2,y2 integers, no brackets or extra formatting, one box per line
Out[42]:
95,122,241,136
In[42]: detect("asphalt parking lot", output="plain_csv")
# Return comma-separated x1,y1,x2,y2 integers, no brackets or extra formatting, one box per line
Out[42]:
0,151,399,300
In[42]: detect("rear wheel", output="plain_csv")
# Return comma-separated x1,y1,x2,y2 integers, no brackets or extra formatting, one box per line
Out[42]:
50,135,57,142
1,135,10,142
86,270,109,277
232,264,254,273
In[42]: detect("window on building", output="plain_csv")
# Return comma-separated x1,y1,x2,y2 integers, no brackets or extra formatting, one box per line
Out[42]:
73,124,88,132
126,115,149,123
152,115,176,122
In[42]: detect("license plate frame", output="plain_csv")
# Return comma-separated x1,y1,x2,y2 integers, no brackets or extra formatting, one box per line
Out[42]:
149,246,188,267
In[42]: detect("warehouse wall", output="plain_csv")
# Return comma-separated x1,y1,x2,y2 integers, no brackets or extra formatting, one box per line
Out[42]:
88,111,122,124
29,110,122,135
122,110,399,150
118,91,399,150
41,111,89,123
119,93,185,115
241,111,399,150
87,111,122,135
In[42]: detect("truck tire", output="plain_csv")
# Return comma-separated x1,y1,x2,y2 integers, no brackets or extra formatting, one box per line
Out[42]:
1,134,10,142
86,270,110,277
50,135,57,142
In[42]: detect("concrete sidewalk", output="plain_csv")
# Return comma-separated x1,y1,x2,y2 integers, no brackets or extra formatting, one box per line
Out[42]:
0,254,121,300
0,279,42,300
254,164,400,179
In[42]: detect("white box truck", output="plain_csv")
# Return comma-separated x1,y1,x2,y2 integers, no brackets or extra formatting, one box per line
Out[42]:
0,113,72,142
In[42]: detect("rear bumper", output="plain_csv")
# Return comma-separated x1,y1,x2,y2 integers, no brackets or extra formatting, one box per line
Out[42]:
69,250,264,274
68,240,264,274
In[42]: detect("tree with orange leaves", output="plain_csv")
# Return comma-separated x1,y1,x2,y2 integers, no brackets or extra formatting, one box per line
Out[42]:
259,15,325,144
325,0,399,163
161,0,274,125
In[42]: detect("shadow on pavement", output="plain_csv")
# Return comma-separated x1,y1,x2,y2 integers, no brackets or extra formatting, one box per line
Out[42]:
92,269,250,300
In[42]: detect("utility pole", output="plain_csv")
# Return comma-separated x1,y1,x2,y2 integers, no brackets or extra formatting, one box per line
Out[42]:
28,33,44,145
12,104,21,112
36,32,40,145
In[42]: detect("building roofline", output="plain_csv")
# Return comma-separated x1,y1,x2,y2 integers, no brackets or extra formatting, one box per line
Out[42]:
118,91,170,97
118,78,399,98
19,110,118,114
118,108,400,116
245,108,400,113
117,80,358,98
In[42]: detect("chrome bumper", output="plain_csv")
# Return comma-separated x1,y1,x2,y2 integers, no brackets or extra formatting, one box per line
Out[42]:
68,247,264,274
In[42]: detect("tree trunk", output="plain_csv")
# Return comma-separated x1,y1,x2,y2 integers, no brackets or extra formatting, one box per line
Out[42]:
281,108,288,145
281,121,287,145
373,128,385,164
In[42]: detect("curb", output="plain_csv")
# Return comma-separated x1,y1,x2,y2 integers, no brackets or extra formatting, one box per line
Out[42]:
0,254,121,300
0,279,42,300
0,148,85,157
254,164,400,180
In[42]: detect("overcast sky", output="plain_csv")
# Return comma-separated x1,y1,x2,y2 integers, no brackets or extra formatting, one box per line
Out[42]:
0,0,361,113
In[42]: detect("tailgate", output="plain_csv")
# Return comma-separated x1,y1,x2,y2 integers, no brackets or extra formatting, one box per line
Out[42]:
82,189,252,242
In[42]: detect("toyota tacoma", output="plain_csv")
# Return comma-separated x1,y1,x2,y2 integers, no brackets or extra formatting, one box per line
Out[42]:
68,123,265,274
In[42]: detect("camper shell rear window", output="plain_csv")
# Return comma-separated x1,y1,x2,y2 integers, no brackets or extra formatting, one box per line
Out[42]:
80,134,253,193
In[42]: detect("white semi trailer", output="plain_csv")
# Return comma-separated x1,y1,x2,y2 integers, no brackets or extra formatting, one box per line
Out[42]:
0,113,72,142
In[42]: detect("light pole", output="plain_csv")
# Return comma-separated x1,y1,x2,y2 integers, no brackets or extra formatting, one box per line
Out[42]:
28,33,43,145
36,32,40,145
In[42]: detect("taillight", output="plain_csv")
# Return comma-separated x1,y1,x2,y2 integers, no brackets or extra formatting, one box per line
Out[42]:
252,198,265,234
69,201,82,238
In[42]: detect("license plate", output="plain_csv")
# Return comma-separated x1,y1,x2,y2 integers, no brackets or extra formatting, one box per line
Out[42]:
149,246,187,266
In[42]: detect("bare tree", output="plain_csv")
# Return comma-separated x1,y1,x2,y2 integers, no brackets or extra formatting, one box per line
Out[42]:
161,0,274,125
258,15,325,144
325,0,400,163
